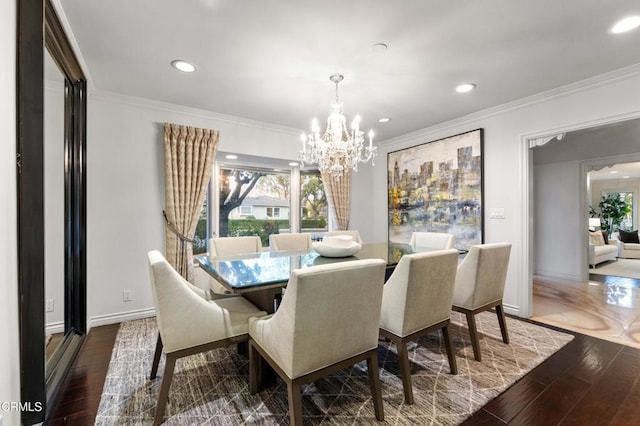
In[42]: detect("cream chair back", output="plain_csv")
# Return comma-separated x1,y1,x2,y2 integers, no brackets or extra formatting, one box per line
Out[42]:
147,250,267,425
148,250,262,353
453,242,511,310
209,235,262,257
325,230,363,244
250,258,386,379
269,233,312,252
380,249,459,337
409,231,455,250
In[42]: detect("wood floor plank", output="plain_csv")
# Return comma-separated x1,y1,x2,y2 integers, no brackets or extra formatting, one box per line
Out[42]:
609,374,640,426
44,323,119,425
507,374,591,425
565,337,623,384
462,408,507,425
481,376,547,423
561,350,640,425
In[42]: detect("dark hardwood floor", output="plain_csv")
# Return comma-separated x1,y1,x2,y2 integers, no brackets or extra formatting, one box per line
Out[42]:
45,321,640,425
45,323,119,425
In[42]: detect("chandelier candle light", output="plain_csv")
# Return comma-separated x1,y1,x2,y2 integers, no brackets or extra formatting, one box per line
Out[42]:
300,74,377,180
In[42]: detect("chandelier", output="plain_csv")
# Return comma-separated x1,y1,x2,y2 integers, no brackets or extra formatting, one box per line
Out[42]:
300,74,377,180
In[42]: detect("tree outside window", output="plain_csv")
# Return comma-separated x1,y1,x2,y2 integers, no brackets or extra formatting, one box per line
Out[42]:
300,171,328,232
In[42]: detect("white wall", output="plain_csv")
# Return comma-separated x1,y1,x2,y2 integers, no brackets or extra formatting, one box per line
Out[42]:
86,93,303,325
363,67,640,316
533,160,582,279
0,1,22,424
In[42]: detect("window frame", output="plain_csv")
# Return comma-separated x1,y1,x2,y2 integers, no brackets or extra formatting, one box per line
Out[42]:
209,158,311,248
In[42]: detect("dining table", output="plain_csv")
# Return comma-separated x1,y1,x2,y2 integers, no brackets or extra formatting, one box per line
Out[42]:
196,242,462,313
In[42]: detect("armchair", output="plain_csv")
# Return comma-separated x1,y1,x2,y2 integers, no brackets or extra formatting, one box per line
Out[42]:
248,259,387,425
452,242,511,362
269,233,312,252
409,232,455,250
147,250,267,425
379,249,459,404
204,236,263,295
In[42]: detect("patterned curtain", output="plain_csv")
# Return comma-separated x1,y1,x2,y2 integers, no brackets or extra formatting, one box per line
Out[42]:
321,170,351,230
163,123,218,281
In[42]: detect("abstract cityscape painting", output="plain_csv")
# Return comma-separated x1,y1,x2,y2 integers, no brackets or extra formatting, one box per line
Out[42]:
387,129,484,251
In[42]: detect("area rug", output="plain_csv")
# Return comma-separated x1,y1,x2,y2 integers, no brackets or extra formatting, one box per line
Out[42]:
95,312,573,425
589,258,640,279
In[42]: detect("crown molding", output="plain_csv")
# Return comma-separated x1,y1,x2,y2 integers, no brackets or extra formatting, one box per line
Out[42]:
381,62,640,151
90,90,304,137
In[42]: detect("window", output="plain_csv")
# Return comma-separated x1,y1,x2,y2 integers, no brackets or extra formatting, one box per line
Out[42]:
601,191,634,233
267,207,280,218
193,193,208,255
218,166,291,247
300,171,328,237
239,206,253,216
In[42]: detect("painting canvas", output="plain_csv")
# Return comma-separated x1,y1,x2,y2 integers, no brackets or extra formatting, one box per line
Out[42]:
387,129,483,251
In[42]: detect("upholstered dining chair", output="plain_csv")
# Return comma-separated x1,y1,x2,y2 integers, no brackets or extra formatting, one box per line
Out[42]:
452,242,512,362
379,249,459,404
409,231,455,250
147,250,267,426
248,259,387,425
204,235,263,295
269,233,312,252
326,230,363,244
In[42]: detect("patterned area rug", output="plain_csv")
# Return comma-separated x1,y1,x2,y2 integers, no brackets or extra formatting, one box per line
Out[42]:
95,312,573,425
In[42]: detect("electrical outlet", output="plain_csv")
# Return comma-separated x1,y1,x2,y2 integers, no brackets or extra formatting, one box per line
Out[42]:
45,299,54,312
123,289,132,302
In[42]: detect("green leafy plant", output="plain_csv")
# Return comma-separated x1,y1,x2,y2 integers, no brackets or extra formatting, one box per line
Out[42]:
593,194,631,232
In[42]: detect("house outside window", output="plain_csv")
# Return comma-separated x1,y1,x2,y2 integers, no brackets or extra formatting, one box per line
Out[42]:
267,207,280,218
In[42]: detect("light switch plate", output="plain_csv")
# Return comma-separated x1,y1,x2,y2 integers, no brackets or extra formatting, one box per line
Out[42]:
489,208,505,219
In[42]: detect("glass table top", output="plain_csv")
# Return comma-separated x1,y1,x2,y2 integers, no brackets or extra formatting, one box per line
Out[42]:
196,242,425,292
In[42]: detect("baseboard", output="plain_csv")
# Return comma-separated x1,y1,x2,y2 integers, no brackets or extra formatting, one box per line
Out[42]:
534,270,581,282
88,308,156,331
503,303,520,317
45,321,64,335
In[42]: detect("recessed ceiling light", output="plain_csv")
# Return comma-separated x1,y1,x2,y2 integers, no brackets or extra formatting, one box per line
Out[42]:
378,117,391,123
455,83,476,93
611,16,640,34
371,43,388,52
610,170,619,173
623,175,631,179
225,154,238,159
288,162,299,167
171,60,196,73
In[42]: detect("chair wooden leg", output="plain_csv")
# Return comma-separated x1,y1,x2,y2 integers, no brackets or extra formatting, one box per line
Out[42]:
366,352,385,420
286,382,303,426
465,312,482,362
150,333,163,379
442,325,458,374
249,341,262,395
495,303,510,344
154,353,176,426
396,341,414,404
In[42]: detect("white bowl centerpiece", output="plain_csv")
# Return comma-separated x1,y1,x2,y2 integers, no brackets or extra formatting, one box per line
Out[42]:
313,235,362,258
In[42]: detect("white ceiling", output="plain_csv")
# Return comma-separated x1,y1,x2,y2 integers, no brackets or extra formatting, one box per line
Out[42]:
57,0,640,142
590,162,640,181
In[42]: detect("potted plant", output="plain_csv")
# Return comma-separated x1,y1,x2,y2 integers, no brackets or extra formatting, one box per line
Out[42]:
592,194,631,233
